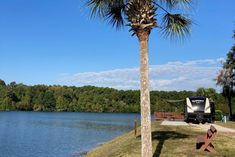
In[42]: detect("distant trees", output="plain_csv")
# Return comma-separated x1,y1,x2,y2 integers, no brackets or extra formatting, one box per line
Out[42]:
0,81,142,112
43,90,56,111
0,79,232,114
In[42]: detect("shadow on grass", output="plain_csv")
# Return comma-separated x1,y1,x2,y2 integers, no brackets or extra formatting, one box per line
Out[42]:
152,131,189,157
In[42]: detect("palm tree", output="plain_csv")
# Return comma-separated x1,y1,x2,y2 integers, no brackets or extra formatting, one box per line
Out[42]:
196,88,217,102
85,0,192,156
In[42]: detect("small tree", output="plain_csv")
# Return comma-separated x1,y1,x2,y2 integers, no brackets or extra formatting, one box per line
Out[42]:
216,48,235,118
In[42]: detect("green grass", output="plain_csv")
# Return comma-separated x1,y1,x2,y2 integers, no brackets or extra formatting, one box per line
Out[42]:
86,121,235,157
215,121,235,129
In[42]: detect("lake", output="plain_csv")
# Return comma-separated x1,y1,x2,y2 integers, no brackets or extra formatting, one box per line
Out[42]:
0,112,140,157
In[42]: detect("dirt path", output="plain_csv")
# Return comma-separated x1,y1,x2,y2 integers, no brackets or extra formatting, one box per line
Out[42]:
161,120,235,134
189,123,235,133
161,120,189,126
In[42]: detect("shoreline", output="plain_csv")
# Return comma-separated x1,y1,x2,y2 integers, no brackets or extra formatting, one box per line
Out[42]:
85,121,235,157
85,126,139,157
0,110,140,114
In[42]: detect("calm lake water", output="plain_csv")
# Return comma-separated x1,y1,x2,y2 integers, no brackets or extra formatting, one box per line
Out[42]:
0,112,140,157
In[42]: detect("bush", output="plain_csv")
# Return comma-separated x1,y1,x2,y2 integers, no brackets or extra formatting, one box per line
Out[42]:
215,110,223,121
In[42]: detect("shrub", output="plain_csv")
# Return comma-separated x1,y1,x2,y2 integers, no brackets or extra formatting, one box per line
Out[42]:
215,110,223,121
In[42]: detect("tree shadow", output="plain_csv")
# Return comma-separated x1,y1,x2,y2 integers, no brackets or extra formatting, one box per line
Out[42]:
152,131,189,157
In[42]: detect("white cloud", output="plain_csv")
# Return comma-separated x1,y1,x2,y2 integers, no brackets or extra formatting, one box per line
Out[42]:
58,58,224,91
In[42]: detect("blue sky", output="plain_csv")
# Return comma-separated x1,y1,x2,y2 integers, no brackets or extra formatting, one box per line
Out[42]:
0,0,234,91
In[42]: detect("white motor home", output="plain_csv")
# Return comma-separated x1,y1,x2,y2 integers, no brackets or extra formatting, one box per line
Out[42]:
185,96,215,123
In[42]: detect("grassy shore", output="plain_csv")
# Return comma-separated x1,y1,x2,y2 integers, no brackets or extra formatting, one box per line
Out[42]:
86,121,235,157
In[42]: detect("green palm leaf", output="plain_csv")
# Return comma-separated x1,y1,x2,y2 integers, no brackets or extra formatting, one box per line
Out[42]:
233,30,235,39
86,0,108,17
161,13,192,40
105,2,125,28
86,0,125,28
86,0,193,39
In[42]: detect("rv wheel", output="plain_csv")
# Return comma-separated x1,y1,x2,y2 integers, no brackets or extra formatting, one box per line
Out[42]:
185,118,189,123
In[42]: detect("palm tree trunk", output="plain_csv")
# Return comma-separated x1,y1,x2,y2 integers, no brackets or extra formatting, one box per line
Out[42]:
137,30,152,157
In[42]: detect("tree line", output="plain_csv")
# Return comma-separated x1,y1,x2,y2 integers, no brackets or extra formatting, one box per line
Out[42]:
0,79,233,114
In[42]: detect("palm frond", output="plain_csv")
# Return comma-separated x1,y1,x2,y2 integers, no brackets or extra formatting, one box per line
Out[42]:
233,30,235,39
86,0,108,17
86,0,125,28
161,13,191,40
156,0,192,9
105,2,125,29
232,45,235,52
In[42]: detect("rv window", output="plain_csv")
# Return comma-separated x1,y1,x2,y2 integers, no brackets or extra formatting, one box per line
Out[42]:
190,98,206,112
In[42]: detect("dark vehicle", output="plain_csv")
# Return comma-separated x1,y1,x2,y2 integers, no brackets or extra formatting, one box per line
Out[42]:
184,96,215,124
